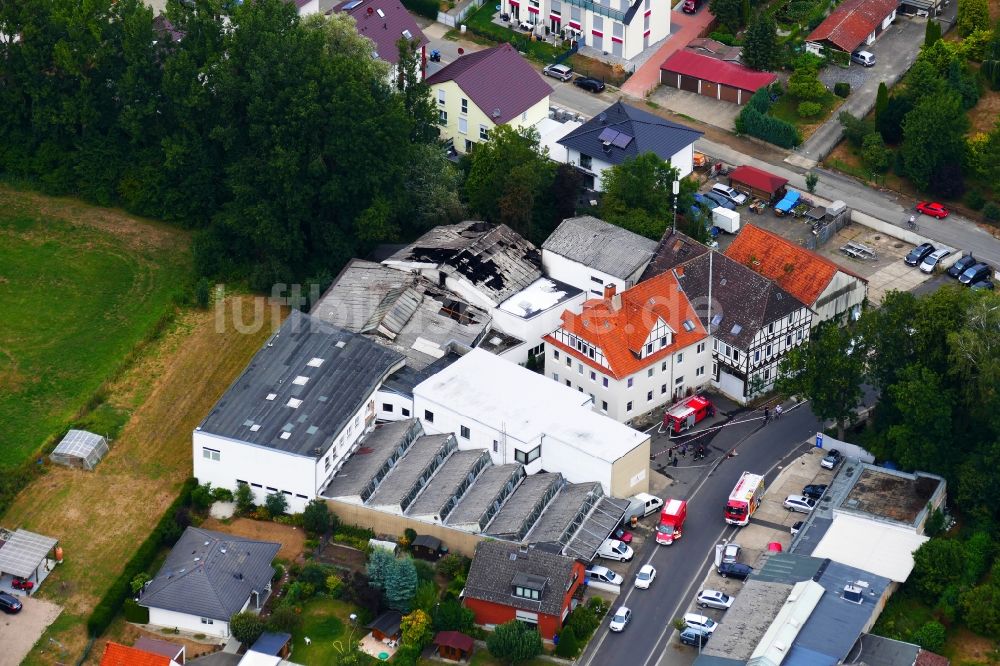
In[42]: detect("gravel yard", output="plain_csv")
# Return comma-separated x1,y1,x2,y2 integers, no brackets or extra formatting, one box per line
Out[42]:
0,596,63,666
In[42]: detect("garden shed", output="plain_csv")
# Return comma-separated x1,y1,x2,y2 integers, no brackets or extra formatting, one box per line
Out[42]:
50,429,109,470
729,165,789,203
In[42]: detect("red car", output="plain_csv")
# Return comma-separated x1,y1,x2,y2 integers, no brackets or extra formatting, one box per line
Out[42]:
613,527,634,544
916,202,949,219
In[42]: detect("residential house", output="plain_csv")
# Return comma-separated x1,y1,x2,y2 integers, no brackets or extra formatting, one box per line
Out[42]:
500,0,670,61
425,44,551,154
100,643,181,666
334,0,428,82
292,0,322,16
641,231,812,401
463,540,584,638
557,101,703,190
138,528,279,639
545,270,711,422
541,215,658,298
382,221,584,365
805,0,898,56
413,348,651,496
725,224,867,325
193,310,405,512
659,49,777,106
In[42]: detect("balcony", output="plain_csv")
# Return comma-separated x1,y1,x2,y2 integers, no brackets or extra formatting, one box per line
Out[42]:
562,0,627,23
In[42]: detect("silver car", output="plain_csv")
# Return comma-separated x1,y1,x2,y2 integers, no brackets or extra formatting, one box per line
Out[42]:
920,248,951,274
697,589,734,610
542,64,573,81
784,494,817,513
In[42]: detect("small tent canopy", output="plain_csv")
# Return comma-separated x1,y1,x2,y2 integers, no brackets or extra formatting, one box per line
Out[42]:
50,429,109,470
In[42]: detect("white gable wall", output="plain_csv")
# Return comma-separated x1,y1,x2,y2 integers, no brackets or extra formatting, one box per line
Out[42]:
541,250,646,298
147,607,233,639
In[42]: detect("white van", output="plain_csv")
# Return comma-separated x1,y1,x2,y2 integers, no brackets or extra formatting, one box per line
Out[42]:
851,50,876,67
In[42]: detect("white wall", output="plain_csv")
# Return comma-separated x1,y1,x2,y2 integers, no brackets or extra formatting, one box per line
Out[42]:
297,0,320,16
490,291,587,364
414,392,538,466
565,144,694,192
147,607,232,639
375,389,415,422
544,435,612,486
811,272,867,325
541,251,645,298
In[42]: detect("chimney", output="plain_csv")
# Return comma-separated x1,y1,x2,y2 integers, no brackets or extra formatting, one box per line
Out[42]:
603,284,617,299
611,293,622,311
675,266,684,277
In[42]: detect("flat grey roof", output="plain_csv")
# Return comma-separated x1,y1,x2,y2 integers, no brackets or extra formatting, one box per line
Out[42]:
702,580,793,660
447,464,523,528
542,216,658,279
526,482,603,546
322,419,420,499
562,495,629,562
486,473,562,539
845,634,920,666
406,449,492,519
198,311,404,457
368,434,456,508
0,528,58,579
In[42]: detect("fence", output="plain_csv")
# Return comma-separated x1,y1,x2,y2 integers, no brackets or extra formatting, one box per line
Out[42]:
805,205,851,250
438,0,485,27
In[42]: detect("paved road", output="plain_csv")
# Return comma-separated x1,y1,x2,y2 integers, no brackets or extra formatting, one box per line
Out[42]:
578,402,823,666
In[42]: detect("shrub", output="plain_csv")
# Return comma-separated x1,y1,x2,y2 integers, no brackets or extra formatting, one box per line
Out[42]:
211,486,233,502
566,605,600,639
326,574,344,598
555,625,580,657
123,599,149,623
302,499,332,536
839,112,875,147
400,0,438,20
265,492,288,516
432,599,475,632
833,82,850,98
805,172,819,193
487,620,543,664
437,554,470,580
235,483,255,515
130,573,152,596
194,278,212,309
299,563,331,588
267,605,303,634
191,483,215,512
230,611,266,646
413,558,436,584
797,101,822,117
401,528,417,548
911,621,947,652
272,563,286,583
965,190,986,210
983,202,1000,221
735,90,801,148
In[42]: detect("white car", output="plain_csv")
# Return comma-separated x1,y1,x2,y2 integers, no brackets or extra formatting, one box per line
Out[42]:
609,606,631,632
784,495,817,513
710,183,748,206
697,589,734,610
597,539,634,562
634,564,656,589
586,565,624,586
683,613,718,634
920,248,951,274
722,543,741,564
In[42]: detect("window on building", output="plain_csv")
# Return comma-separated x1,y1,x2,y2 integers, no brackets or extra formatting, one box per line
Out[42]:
202,447,220,461
626,401,633,412
437,89,445,105
786,335,792,346
797,330,804,341
424,410,434,423
514,586,541,600
201,618,214,625
479,125,489,140
661,361,667,372
578,363,583,374
696,366,705,376
661,384,667,394
553,372,560,381
460,425,471,439
601,400,608,412
325,456,331,471
515,445,542,464
554,349,560,359
733,350,739,362
768,323,775,334
697,342,705,353
590,275,604,285
401,408,410,417
580,154,592,170
590,370,596,381
766,345,773,357
461,98,468,114
675,376,684,385
647,390,653,401
565,379,571,387
755,350,760,362
646,343,653,354
438,110,447,124
677,352,684,363
383,403,393,412
566,357,571,367
660,336,667,347
764,368,771,379
493,440,499,452
647,368,654,378
459,117,468,134
602,377,609,388
627,377,634,388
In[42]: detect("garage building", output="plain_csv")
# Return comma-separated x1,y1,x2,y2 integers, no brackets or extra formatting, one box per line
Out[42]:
728,165,789,203
659,50,777,106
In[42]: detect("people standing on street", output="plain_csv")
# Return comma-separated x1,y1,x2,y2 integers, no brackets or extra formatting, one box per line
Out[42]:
775,404,783,420
763,407,770,423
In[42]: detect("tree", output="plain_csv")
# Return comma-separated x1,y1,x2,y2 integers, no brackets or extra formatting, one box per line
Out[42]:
486,621,543,665
265,491,288,516
742,12,778,71
367,548,395,590
875,82,889,120
776,321,864,438
957,0,989,37
235,483,256,515
431,599,476,632
230,611,266,646
861,132,891,173
412,580,439,613
911,539,967,597
877,95,913,144
130,573,152,596
787,55,826,102
740,0,751,28
400,609,433,647
396,37,437,143
805,172,819,193
302,499,333,536
911,621,947,652
924,19,942,47
961,583,1000,639
709,0,743,32
902,92,969,191
384,557,419,611
599,152,681,240
884,366,954,472
839,112,876,147
267,605,302,634
555,626,580,658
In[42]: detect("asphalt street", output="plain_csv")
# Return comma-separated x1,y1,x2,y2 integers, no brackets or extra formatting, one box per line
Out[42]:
578,401,823,666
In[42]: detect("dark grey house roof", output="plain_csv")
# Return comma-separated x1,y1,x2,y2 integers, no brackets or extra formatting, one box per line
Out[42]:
845,634,920,666
367,610,403,637
139,527,280,622
322,419,423,500
557,101,703,167
250,632,291,656
542,216,658,279
197,310,404,457
464,541,577,617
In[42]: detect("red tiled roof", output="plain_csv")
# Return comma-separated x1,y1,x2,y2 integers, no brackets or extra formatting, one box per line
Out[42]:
729,165,788,196
336,0,428,65
805,0,898,53
546,271,707,380
434,631,475,652
425,44,551,124
723,224,865,307
916,650,950,666
660,50,776,93
100,643,172,666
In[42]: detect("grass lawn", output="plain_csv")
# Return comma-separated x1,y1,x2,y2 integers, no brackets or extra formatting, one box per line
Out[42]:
0,184,190,468
770,91,842,141
290,598,373,665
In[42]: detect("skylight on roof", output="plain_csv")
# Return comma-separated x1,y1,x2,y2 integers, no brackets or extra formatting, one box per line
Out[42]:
402,29,412,39
730,324,742,336
376,8,385,16
307,357,324,367
250,424,261,432
710,313,723,326
280,432,291,440
287,398,303,409
266,393,277,401
683,319,695,332
292,375,309,386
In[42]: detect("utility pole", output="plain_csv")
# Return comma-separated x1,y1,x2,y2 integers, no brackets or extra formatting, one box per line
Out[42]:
671,179,680,235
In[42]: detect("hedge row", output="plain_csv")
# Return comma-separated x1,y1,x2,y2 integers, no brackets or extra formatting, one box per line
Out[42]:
736,89,802,148
401,0,438,20
86,477,198,637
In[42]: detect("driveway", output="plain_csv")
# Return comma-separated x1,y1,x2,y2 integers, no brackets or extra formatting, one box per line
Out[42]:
648,88,741,131
789,12,942,168
0,596,63,665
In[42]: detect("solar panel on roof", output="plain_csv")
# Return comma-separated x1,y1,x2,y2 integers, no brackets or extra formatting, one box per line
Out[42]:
598,128,620,143
342,0,363,8
611,133,633,148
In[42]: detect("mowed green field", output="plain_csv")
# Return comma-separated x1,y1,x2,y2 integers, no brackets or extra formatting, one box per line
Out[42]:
0,186,190,468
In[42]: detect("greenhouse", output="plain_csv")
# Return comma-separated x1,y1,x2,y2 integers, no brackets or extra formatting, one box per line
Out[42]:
50,429,109,471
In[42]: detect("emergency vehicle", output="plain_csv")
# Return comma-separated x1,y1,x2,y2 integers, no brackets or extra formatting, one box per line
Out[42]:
656,499,688,545
724,472,765,526
663,395,715,437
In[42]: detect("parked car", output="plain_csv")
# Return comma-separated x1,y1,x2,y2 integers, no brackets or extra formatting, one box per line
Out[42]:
683,613,719,634
904,243,936,267
802,484,828,500
784,494,817,513
680,627,710,647
851,50,876,66
612,527,633,544
711,183,748,206
970,278,995,290
542,63,573,81
634,564,657,589
718,561,753,580
586,565,624,586
697,589,734,610
791,520,804,536
920,248,951,274
916,201,949,219
948,254,976,278
704,191,736,210
0,591,22,614
597,539,634,562
821,449,843,469
959,262,992,286
609,606,632,632
722,543,741,564
574,76,606,93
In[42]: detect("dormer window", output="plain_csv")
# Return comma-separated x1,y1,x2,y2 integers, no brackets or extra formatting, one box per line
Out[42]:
512,572,547,600
514,586,541,600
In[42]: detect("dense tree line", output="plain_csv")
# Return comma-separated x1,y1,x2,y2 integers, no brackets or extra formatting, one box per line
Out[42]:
0,0,461,286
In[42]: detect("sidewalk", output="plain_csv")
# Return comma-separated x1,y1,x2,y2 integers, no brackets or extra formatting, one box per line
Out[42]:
621,8,715,97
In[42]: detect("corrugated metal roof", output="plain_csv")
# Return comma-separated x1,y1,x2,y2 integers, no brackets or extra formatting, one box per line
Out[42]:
0,528,58,579
542,216,658,279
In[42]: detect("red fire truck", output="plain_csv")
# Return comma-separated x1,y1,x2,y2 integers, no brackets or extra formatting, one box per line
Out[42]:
724,471,765,526
656,499,688,545
663,395,715,437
